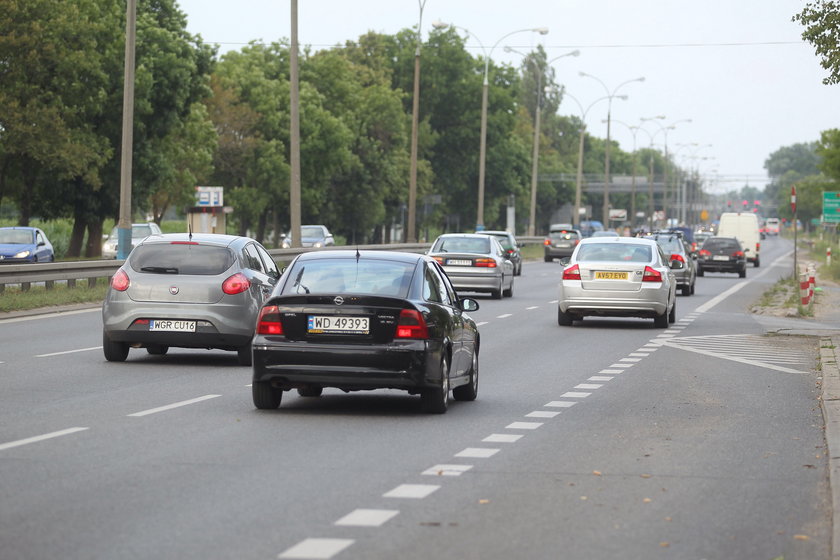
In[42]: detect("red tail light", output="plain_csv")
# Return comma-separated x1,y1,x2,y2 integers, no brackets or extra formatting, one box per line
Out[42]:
698,249,710,257
574,239,580,246
642,266,663,282
473,258,497,268
110,270,130,291
670,253,685,263
755,242,760,252
543,239,551,246
562,264,581,280
222,272,251,295
256,305,284,335
432,256,444,265
733,250,745,258
395,309,429,339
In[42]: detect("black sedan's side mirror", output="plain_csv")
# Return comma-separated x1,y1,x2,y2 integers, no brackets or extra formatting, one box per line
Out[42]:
460,298,480,312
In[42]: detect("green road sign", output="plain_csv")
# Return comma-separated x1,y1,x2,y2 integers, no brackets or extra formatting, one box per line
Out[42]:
824,192,840,223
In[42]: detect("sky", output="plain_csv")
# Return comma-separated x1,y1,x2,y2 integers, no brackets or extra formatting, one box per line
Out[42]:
176,0,839,193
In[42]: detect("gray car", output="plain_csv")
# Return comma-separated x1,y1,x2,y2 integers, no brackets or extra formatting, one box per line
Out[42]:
476,230,522,276
544,227,582,262
102,233,280,365
649,232,696,296
557,236,681,327
428,233,514,299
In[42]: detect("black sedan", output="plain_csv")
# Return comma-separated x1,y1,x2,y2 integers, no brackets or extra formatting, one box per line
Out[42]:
696,236,747,278
251,250,480,413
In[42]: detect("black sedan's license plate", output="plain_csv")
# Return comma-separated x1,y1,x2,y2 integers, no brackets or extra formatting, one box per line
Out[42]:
308,315,369,334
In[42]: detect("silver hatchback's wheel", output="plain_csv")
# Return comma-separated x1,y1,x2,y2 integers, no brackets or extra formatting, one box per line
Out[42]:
103,331,129,362
421,355,449,414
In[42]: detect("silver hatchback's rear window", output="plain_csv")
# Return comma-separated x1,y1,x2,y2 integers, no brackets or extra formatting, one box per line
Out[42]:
129,243,235,275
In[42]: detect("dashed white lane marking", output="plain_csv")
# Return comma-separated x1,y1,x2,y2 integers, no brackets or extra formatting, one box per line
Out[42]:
545,401,577,408
0,427,89,452
422,464,473,476
526,411,561,418
127,395,221,417
600,369,624,374
476,321,489,326
455,448,500,458
334,509,399,527
484,433,523,443
560,392,590,398
506,421,544,430
383,484,440,499
608,363,633,369
36,346,101,358
629,352,649,357
619,357,641,363
589,376,614,381
497,314,512,319
526,306,540,310
278,538,354,559
575,384,602,390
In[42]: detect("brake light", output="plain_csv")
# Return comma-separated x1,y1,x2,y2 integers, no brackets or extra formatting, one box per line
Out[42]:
733,250,745,258
698,249,710,257
256,305,284,335
395,309,429,339
170,241,199,245
755,242,760,252
222,272,251,295
110,270,130,291
473,258,497,268
670,253,685,263
543,239,551,246
562,264,581,280
642,266,662,282
432,256,444,265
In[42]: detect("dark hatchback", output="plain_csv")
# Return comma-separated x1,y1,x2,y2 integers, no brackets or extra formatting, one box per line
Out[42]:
696,236,747,278
251,250,481,413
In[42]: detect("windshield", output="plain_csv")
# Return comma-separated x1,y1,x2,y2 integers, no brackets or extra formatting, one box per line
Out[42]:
283,259,416,296
301,226,325,238
0,229,34,244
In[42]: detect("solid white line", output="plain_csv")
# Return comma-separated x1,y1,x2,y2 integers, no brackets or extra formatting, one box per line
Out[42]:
483,433,523,443
0,427,89,451
545,401,577,408
455,448,500,458
334,509,399,527
36,346,102,358
127,395,221,417
506,421,543,430
383,484,439,499
278,538,354,559
695,281,750,313
422,464,473,476
526,411,561,418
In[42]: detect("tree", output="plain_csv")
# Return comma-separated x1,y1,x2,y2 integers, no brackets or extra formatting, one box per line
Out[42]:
793,1,840,85
817,128,840,182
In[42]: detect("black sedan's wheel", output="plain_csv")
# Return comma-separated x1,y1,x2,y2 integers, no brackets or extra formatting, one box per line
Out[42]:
544,256,553,263
453,350,478,402
421,355,449,414
696,266,704,277
253,382,283,409
739,266,747,278
103,332,129,362
297,386,323,397
237,344,252,366
146,345,169,355
557,308,574,326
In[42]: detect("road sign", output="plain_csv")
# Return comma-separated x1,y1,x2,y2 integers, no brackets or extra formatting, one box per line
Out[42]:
791,185,796,214
823,191,840,223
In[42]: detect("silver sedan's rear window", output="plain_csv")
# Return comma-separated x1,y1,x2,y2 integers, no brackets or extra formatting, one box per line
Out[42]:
577,244,651,262
129,243,235,275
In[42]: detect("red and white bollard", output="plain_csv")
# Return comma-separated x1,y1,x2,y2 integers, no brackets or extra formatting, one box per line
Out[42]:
829,246,833,267
801,272,811,306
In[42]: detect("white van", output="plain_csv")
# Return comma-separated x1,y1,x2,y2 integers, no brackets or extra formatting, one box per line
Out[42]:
765,217,781,236
717,212,760,267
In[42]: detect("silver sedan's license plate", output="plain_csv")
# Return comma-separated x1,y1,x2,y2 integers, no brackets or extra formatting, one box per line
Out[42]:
150,319,196,332
308,315,369,334
447,259,472,266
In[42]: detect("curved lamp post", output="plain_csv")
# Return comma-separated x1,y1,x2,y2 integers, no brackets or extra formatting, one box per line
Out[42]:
436,23,549,230
579,72,645,227
641,117,691,227
506,47,580,236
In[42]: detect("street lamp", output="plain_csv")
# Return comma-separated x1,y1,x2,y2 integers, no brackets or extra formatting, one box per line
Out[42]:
642,117,691,226
505,47,580,236
436,23,549,230
579,72,644,227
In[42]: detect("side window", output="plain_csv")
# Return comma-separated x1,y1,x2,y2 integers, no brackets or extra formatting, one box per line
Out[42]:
36,231,44,245
255,244,280,278
423,268,442,303
430,262,455,306
242,244,264,273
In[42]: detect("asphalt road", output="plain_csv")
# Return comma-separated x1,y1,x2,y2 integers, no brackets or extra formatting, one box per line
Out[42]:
0,235,830,560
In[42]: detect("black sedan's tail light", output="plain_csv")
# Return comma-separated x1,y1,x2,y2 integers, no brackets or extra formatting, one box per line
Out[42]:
256,305,284,335
395,309,429,339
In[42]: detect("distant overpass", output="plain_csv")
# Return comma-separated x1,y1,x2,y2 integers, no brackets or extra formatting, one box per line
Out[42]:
539,174,668,194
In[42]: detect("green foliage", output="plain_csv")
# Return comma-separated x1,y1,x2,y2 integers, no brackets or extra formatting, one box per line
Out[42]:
794,1,840,85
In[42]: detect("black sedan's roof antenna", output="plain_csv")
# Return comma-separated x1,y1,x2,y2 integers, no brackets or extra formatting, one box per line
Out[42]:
355,247,361,263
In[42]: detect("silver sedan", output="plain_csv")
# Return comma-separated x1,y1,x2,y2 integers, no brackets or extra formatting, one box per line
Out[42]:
428,233,514,299
557,236,680,327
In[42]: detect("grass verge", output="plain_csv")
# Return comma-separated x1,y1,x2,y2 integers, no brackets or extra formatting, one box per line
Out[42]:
0,279,108,314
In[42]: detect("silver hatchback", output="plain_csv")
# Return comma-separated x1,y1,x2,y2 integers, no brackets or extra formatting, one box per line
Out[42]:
557,237,681,327
102,233,280,365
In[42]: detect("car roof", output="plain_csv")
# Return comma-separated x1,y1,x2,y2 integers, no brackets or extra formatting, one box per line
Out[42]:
477,230,513,236
579,236,658,246
137,232,248,248
0,226,39,231
294,249,428,265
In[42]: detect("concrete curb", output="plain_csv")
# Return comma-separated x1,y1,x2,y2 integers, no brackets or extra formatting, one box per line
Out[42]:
820,336,840,559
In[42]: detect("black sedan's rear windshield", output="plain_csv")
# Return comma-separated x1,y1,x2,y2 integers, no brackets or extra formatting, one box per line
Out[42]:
283,259,416,296
129,243,235,275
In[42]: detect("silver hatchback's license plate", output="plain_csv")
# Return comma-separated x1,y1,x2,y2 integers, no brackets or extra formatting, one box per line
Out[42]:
150,319,196,332
308,315,369,334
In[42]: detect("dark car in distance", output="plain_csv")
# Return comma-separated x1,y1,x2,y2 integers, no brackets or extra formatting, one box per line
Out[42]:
650,232,696,296
251,250,480,413
102,233,280,365
696,236,747,278
544,226,582,262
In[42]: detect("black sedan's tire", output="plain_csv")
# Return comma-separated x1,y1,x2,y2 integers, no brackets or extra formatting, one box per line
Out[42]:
421,356,449,414
557,308,574,326
103,332,129,362
544,256,553,263
237,344,253,366
681,283,691,296
739,266,747,278
146,345,169,355
453,350,478,402
253,382,283,409
297,386,323,397
696,266,704,277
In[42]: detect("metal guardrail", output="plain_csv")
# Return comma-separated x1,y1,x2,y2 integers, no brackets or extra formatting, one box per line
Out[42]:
0,237,545,292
